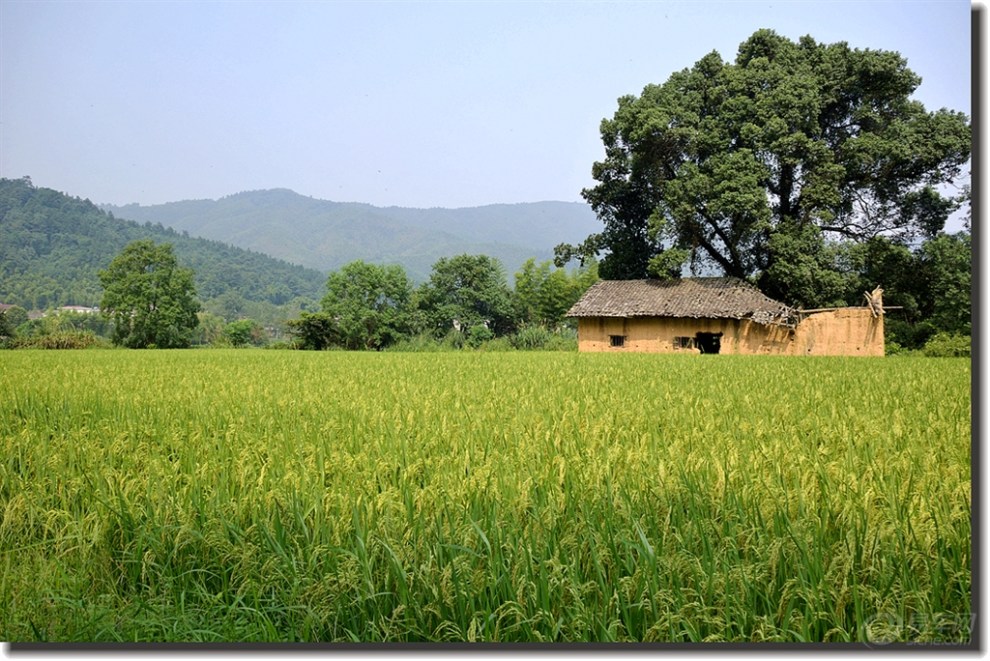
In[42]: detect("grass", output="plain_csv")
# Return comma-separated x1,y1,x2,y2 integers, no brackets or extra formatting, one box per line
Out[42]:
0,350,971,643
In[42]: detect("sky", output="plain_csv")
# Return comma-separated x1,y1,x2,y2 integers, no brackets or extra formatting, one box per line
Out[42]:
0,0,975,209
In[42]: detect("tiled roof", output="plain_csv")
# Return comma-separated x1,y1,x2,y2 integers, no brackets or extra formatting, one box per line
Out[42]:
567,277,796,326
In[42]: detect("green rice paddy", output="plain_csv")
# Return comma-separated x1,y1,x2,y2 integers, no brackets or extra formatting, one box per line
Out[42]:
0,350,971,643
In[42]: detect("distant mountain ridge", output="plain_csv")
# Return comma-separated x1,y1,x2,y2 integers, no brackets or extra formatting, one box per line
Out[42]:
0,178,325,316
105,189,601,281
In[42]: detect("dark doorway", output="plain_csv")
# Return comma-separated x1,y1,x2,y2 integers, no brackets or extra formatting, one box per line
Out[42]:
695,332,722,354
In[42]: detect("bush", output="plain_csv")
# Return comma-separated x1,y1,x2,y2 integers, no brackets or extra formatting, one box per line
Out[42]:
466,324,494,348
885,341,905,356
922,333,970,358
543,334,578,352
286,311,339,350
224,319,263,347
440,329,466,350
387,334,447,352
511,325,554,350
507,325,577,351
12,331,108,350
885,318,937,350
884,341,920,357
477,337,514,352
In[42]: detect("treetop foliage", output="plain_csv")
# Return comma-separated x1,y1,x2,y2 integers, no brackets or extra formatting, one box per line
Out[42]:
288,255,599,351
321,260,414,350
416,254,518,338
99,240,200,348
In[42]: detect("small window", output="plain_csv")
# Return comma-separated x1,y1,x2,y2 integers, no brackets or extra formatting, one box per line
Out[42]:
674,336,695,350
609,335,626,348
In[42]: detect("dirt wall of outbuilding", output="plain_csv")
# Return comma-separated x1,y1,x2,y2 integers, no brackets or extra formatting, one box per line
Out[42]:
576,308,883,356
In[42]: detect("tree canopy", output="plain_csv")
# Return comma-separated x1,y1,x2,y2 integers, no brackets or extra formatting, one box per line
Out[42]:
557,29,971,308
320,260,414,350
416,254,518,337
99,240,200,348
287,255,600,350
514,258,599,329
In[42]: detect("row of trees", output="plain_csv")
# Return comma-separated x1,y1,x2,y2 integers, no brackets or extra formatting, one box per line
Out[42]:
2,230,966,353
0,238,599,350
288,255,598,351
5,226,965,354
0,304,274,350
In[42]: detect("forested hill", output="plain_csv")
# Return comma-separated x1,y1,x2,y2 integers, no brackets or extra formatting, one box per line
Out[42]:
104,189,600,281
0,177,326,311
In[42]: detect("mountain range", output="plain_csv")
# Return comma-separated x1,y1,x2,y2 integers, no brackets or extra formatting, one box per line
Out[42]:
1,178,602,324
104,189,600,281
0,178,326,318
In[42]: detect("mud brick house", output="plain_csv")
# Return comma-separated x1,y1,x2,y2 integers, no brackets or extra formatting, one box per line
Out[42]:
566,277,884,356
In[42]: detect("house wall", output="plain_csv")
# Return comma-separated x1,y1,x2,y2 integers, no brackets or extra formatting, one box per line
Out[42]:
786,308,884,356
576,308,884,356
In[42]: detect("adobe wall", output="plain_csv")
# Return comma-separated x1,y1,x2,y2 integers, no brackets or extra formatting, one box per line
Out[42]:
576,308,883,356
785,308,884,356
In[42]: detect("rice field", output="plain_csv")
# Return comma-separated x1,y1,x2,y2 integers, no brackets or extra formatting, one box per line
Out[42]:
0,350,972,643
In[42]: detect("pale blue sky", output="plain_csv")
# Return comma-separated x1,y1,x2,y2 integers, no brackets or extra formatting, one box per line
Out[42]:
0,0,974,208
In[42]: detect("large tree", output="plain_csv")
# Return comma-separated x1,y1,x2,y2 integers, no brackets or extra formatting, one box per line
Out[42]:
558,29,970,307
99,240,200,348
417,254,517,337
321,260,414,350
